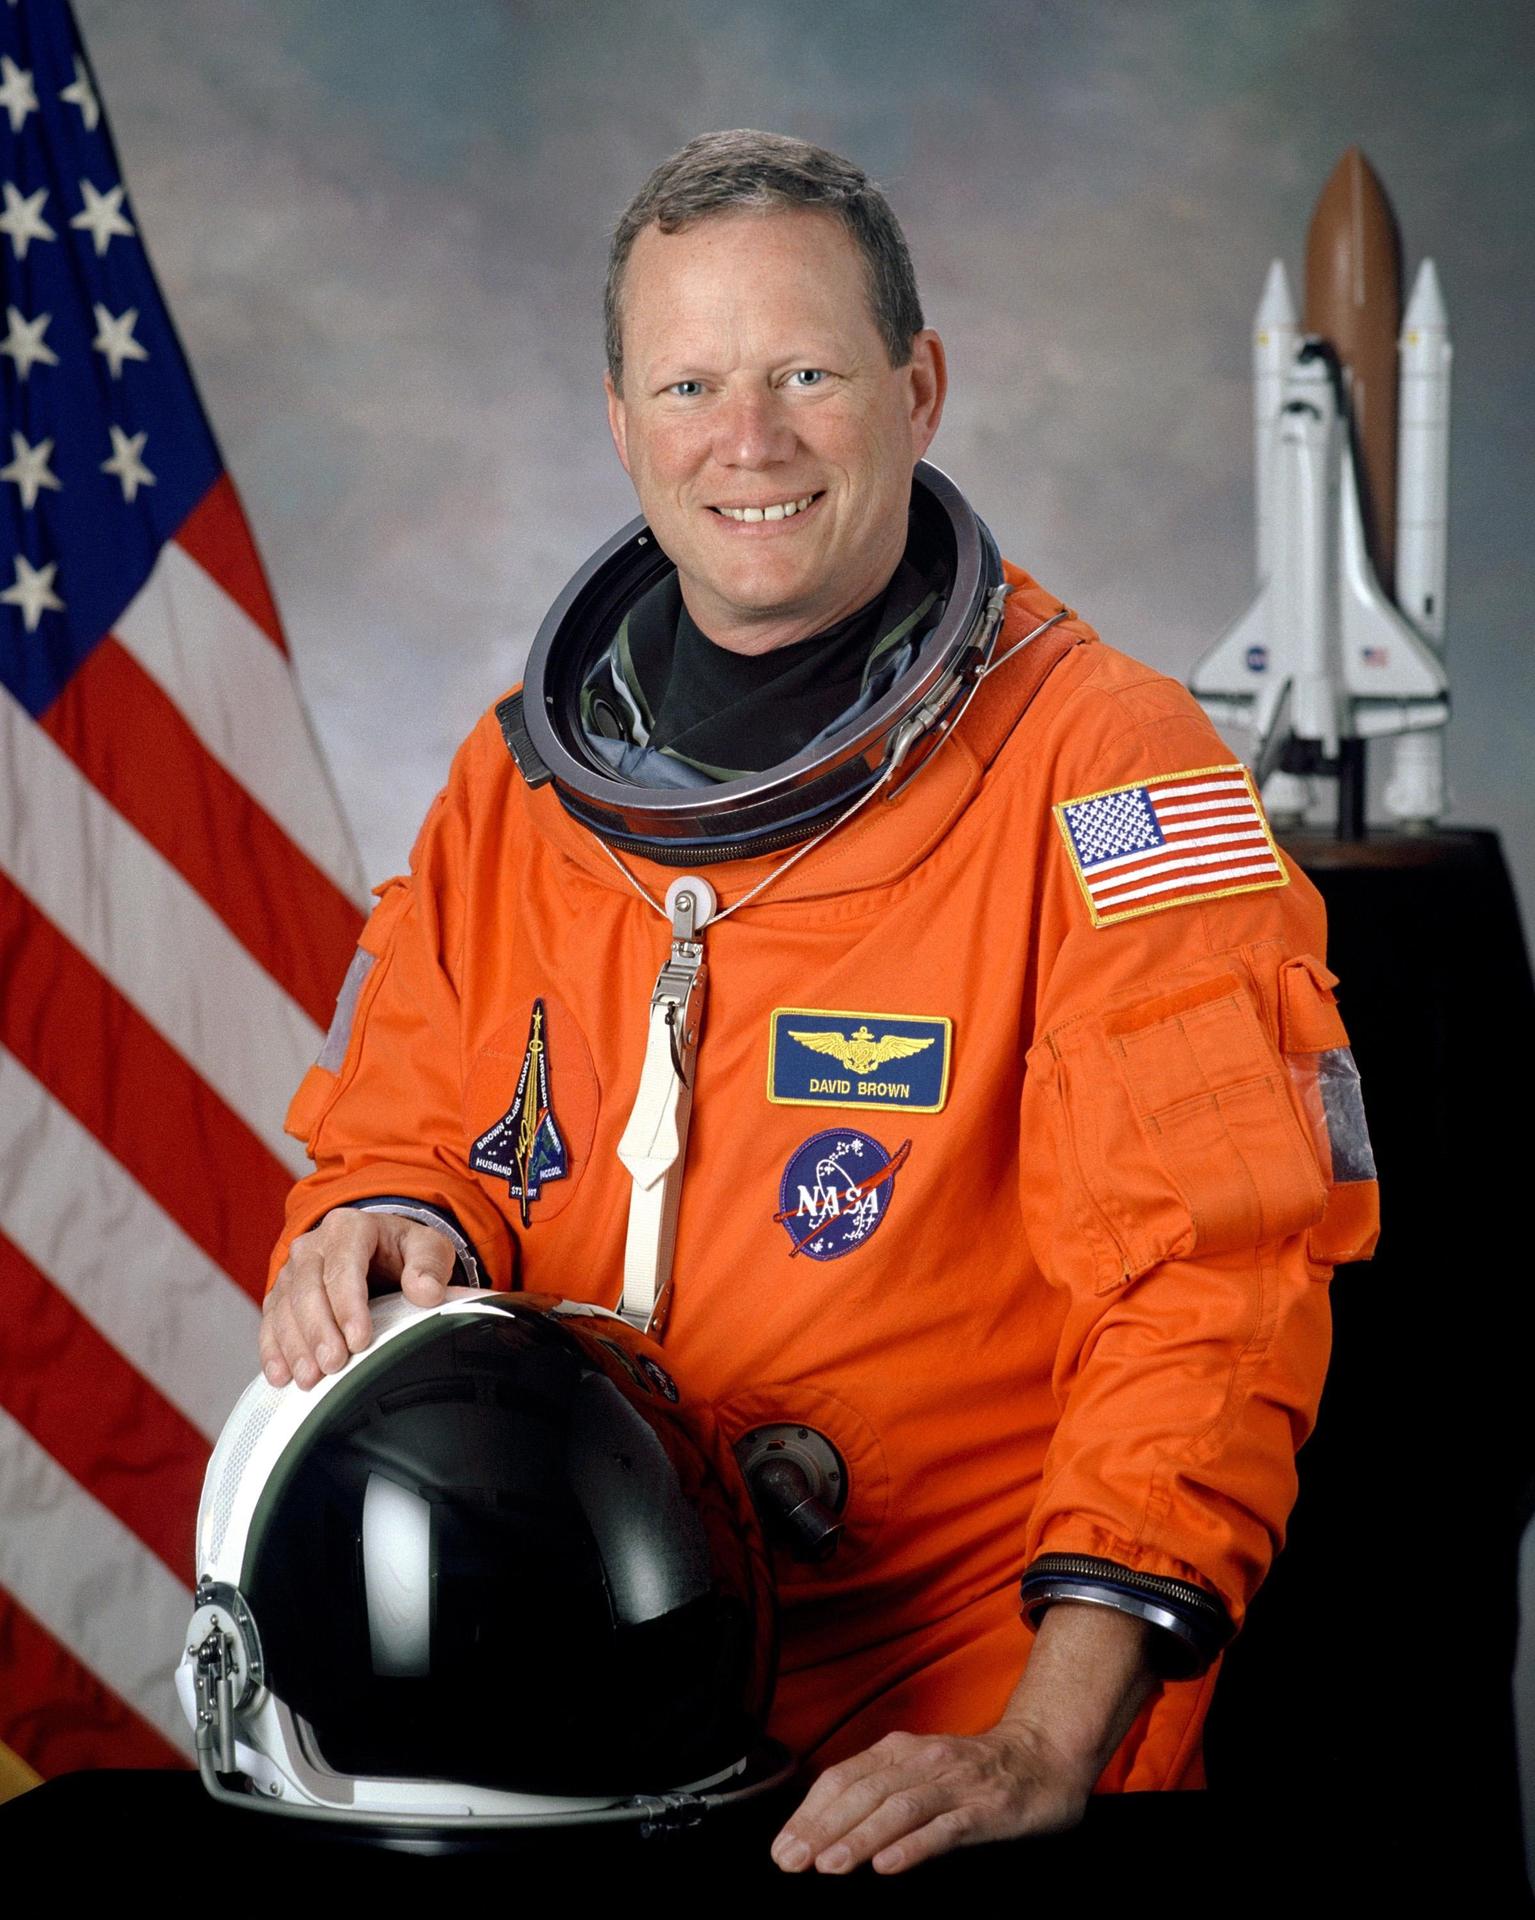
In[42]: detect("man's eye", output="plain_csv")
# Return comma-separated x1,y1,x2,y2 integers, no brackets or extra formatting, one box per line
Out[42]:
788,369,828,388
668,380,704,398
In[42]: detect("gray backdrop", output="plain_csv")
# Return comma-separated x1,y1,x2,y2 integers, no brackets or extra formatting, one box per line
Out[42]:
69,0,1534,1861
74,0,1534,906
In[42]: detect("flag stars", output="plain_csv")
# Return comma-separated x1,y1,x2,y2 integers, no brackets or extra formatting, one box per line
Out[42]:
60,58,100,132
2,553,64,631
101,424,155,503
70,179,134,257
0,182,55,260
0,56,38,136
1,306,59,379
92,303,149,378
0,432,61,510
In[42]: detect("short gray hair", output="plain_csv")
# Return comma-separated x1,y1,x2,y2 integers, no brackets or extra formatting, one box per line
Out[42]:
604,129,924,390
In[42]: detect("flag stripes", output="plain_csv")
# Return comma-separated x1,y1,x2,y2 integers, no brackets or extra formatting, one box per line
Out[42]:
41,632,363,1028
0,880,291,1298
0,1234,208,1580
1090,843,1275,898
173,474,287,653
0,506,358,1776
0,1596,184,1782
0,1410,195,1755
1,684,323,1177
0,1049,263,1440
112,540,361,895
1093,857,1285,908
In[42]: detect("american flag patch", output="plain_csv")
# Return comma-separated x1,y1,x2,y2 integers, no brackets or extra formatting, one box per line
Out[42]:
1054,763,1287,928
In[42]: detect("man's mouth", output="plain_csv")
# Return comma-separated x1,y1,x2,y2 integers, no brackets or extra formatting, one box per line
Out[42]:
709,491,823,523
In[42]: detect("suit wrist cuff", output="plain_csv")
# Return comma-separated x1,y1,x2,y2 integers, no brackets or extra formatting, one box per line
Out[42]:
339,1197,486,1291
1019,1553,1234,1679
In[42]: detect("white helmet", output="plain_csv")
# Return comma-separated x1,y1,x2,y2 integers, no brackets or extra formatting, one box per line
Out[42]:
177,1291,785,1834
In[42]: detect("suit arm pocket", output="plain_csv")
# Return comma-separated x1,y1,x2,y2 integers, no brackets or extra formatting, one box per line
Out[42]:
1032,969,1330,1294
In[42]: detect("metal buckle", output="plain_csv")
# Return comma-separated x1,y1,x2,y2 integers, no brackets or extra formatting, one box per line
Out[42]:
188,1580,262,1775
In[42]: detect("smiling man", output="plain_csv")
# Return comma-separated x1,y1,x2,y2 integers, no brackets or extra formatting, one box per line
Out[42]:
260,132,1376,1872
606,205,938,654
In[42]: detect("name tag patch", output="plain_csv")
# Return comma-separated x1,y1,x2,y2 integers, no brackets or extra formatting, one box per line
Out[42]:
768,1008,951,1113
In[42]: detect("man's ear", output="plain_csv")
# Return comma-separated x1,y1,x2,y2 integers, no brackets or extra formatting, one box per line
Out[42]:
906,329,948,461
605,371,631,475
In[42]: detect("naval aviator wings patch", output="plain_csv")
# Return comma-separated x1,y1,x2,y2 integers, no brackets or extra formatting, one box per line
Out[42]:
768,1008,951,1113
1055,763,1287,928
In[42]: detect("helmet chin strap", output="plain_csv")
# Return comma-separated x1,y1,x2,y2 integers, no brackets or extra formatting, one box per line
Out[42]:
603,604,1068,1338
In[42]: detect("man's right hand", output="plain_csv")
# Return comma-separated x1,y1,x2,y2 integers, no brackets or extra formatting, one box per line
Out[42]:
260,1208,458,1391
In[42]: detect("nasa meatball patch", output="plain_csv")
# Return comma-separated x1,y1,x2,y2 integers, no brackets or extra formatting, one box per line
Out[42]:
1055,763,1287,928
768,1008,951,1112
775,1129,911,1261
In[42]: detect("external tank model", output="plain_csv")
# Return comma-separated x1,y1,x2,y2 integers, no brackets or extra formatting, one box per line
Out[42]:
1191,148,1452,833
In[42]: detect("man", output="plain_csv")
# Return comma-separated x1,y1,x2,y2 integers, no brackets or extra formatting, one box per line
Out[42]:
259,131,1376,1874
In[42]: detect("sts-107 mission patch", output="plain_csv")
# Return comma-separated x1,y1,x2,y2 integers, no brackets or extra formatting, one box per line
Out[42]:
768,1008,951,1113
468,999,568,1225
1054,763,1286,928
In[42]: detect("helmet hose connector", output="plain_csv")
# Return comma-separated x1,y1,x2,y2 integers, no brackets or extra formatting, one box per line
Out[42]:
736,1424,849,1562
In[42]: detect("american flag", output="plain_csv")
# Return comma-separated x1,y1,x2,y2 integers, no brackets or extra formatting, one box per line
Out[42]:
1055,764,1286,929
0,2,363,1792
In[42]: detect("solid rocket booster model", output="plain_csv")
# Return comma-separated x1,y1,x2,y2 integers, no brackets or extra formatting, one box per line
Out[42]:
1191,148,1452,830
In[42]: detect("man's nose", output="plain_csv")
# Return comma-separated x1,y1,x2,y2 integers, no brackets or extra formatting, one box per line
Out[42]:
713,383,797,467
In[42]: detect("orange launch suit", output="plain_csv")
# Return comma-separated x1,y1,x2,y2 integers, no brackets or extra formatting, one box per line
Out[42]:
272,565,1379,1789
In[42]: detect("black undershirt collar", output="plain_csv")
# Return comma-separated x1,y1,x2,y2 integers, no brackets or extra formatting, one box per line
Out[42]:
624,558,938,776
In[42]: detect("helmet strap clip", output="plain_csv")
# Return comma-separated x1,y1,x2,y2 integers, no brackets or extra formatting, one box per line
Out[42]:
615,879,715,1338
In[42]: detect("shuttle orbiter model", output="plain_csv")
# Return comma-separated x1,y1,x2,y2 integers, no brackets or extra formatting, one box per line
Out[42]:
1191,150,1451,832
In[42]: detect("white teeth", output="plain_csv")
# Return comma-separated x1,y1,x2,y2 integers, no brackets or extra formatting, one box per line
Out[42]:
715,494,817,522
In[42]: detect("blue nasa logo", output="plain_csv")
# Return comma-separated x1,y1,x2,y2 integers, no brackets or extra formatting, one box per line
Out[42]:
1245,645,1269,672
775,1129,911,1261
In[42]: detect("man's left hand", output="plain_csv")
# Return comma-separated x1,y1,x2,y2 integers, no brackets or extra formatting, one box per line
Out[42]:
769,1721,1090,1876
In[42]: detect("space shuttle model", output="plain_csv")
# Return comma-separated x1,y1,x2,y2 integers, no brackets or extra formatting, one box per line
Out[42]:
1192,149,1452,832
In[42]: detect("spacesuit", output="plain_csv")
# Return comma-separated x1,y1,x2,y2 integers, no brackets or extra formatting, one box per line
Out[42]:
272,555,1378,1792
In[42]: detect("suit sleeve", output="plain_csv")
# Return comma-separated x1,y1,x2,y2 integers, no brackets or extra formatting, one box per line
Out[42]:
266,727,517,1294
1014,672,1379,1670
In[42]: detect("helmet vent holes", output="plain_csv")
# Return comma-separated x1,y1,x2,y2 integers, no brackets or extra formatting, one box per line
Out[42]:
206,1380,286,1568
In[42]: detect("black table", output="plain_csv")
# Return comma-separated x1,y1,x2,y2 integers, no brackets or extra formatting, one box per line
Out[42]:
0,1768,1390,1903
